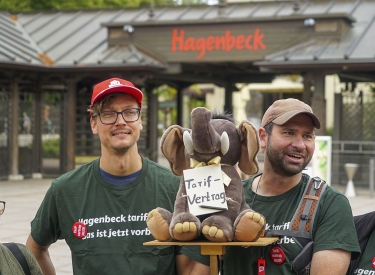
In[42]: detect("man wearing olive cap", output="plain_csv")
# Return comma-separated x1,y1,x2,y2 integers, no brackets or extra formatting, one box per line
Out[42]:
223,98,360,275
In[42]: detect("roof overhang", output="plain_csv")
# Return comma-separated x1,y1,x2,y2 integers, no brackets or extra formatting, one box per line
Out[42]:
102,12,356,27
0,60,166,73
256,59,375,71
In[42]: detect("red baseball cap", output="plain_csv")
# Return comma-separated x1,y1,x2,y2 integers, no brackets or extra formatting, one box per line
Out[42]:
90,78,143,111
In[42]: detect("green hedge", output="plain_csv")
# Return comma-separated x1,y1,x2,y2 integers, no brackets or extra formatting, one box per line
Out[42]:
42,139,60,158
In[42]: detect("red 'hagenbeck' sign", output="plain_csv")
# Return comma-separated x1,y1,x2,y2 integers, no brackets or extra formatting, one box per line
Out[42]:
171,28,266,60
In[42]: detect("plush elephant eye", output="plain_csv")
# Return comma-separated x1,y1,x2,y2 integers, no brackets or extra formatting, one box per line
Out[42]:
220,131,229,155
183,131,194,155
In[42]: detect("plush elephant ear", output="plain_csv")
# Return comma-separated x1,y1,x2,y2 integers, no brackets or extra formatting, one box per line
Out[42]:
238,121,260,175
160,125,190,176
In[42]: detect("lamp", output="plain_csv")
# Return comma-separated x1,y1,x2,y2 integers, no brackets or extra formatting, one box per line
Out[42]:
123,25,134,34
304,18,315,26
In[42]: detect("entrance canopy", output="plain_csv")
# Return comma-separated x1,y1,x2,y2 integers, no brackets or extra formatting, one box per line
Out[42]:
2,0,374,86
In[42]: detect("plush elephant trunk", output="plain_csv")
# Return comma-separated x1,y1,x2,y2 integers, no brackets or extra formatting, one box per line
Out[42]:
191,107,221,154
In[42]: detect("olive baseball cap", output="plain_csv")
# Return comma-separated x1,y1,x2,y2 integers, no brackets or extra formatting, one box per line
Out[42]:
261,98,320,129
90,78,143,111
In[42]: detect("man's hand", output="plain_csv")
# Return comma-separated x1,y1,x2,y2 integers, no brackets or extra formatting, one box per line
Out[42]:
26,234,56,275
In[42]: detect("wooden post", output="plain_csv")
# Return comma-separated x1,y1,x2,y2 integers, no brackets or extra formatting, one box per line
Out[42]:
9,77,23,180
65,77,77,172
201,245,226,275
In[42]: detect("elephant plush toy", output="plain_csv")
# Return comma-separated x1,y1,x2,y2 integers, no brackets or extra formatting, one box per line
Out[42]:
147,107,265,242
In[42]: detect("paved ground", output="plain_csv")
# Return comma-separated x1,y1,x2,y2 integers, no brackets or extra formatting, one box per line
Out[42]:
0,179,73,274
0,177,374,275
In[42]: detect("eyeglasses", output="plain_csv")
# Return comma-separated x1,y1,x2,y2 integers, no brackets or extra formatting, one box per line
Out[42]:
0,201,5,215
93,108,141,125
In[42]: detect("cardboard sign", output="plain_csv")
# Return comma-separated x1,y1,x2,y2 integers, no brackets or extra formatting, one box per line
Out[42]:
183,165,228,216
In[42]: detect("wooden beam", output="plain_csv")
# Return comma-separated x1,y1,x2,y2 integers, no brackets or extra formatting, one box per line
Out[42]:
65,77,77,172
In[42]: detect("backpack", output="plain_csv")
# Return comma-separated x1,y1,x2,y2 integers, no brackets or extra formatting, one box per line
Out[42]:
346,211,375,275
2,242,31,275
265,176,327,275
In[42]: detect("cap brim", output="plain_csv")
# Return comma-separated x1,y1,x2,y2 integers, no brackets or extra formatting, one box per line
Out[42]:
272,110,321,129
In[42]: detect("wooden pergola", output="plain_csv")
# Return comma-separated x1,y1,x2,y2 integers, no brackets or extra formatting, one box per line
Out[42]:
0,0,374,179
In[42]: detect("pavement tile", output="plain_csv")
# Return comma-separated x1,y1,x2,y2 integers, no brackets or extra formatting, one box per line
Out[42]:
1,177,374,275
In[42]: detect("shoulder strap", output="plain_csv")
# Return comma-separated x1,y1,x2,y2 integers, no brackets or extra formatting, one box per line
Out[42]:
266,177,327,243
291,176,327,237
3,242,31,275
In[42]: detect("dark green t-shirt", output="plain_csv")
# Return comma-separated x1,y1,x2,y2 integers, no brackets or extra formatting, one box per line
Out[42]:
223,173,360,275
351,229,375,275
31,157,183,275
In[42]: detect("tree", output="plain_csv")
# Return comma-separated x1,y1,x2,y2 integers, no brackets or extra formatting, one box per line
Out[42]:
0,0,32,11
0,0,208,12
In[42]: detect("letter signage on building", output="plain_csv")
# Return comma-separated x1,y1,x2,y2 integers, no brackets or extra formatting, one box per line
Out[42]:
171,28,266,60
109,21,309,62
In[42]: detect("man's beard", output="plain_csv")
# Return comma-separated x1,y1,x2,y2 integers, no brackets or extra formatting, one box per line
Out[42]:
109,127,135,155
266,142,312,177
111,141,135,155
113,146,129,156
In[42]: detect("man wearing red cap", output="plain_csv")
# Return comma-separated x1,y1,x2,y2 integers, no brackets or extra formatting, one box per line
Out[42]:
223,98,360,275
26,78,208,275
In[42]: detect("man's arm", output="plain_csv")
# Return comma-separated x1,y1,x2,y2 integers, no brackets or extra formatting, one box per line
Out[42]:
26,234,56,275
310,249,351,275
176,254,210,275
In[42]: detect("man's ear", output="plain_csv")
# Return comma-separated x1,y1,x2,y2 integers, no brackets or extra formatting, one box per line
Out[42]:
258,127,267,149
90,117,98,134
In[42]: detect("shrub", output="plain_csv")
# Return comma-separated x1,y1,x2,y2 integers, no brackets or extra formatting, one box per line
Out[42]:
42,138,60,158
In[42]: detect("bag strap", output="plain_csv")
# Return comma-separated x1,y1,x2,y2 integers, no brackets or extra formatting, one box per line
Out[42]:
3,242,31,275
291,177,327,237
266,177,327,243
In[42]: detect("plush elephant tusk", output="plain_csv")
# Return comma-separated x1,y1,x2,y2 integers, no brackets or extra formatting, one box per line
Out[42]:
220,131,229,155
183,131,194,155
